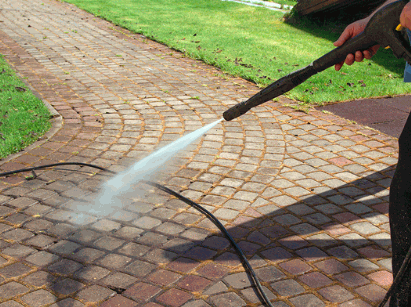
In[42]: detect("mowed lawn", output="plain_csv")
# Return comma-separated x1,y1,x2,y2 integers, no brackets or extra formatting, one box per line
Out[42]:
62,0,410,105
0,55,51,159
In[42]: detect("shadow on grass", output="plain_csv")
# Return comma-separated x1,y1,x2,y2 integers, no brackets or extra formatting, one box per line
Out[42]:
283,6,406,75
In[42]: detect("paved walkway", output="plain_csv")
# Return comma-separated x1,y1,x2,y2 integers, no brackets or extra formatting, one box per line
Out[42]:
0,0,401,306
318,96,411,139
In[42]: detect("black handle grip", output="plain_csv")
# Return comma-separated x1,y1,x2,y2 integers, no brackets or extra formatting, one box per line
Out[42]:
312,32,376,73
313,0,411,71
223,0,411,121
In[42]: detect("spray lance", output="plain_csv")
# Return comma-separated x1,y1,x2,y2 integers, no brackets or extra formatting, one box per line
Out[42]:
223,0,411,121
223,1,411,306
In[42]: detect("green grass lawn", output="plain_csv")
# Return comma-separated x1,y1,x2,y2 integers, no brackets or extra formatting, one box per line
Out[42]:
0,55,51,159
63,0,410,105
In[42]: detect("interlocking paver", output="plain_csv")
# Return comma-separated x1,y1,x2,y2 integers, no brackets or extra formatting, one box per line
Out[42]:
338,233,369,247
209,292,246,307
255,266,286,282
271,279,305,296
349,259,380,272
22,271,57,288
20,290,58,307
368,270,393,287
289,294,326,307
177,275,212,292
53,278,85,295
350,222,381,235
307,232,336,247
100,295,138,307
241,286,277,304
299,272,333,288
0,0,401,305
101,272,138,289
48,259,83,275
48,240,81,256
72,248,105,263
335,271,370,287
0,282,29,299
76,285,116,303
314,258,349,275
157,289,192,307
358,246,390,259
1,229,34,242
0,263,32,278
355,284,388,303
49,298,85,307
148,269,181,286
318,285,355,303
2,244,37,258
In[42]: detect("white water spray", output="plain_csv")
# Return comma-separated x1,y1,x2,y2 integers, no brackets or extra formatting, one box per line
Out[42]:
89,118,223,215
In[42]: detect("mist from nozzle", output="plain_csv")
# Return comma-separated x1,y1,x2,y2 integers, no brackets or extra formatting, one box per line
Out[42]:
84,118,224,216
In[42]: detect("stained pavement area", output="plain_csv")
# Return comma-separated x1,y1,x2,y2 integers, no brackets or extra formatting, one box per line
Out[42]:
0,0,404,306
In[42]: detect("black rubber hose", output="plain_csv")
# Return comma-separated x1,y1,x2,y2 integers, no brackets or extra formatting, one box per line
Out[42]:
0,162,116,177
141,180,274,306
0,162,274,307
2,162,409,306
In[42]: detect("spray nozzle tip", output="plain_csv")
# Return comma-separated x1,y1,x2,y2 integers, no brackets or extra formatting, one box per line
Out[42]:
223,101,249,121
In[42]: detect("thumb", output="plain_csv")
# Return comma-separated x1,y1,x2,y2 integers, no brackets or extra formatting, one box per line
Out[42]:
334,25,356,47
334,31,351,47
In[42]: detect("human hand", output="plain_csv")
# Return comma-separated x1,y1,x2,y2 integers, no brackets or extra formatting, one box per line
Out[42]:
333,18,380,71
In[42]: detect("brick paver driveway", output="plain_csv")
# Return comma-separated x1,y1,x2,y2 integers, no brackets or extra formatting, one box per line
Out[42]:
0,0,399,306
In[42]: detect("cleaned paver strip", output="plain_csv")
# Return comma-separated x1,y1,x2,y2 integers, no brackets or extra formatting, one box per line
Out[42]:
0,0,400,306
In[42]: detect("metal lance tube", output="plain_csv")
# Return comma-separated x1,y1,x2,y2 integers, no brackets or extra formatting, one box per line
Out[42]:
223,64,315,121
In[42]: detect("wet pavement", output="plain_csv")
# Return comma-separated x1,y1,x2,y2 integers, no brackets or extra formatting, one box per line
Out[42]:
318,96,411,139
0,0,403,306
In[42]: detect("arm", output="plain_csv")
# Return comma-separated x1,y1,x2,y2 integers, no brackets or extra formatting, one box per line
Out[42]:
334,0,400,71
400,1,411,29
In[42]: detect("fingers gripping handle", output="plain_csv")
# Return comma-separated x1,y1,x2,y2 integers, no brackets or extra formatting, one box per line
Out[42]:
312,32,376,73
223,0,410,121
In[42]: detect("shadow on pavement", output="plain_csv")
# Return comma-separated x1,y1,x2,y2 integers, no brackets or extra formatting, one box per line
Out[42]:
166,165,395,265
33,165,396,306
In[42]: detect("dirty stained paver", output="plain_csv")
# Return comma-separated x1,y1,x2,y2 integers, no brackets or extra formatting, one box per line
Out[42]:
0,0,399,306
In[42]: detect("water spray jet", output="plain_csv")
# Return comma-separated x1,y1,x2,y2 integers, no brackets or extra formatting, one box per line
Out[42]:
3,2,411,305
95,119,223,215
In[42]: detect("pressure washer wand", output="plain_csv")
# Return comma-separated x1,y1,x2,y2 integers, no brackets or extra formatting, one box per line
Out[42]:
223,0,411,121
